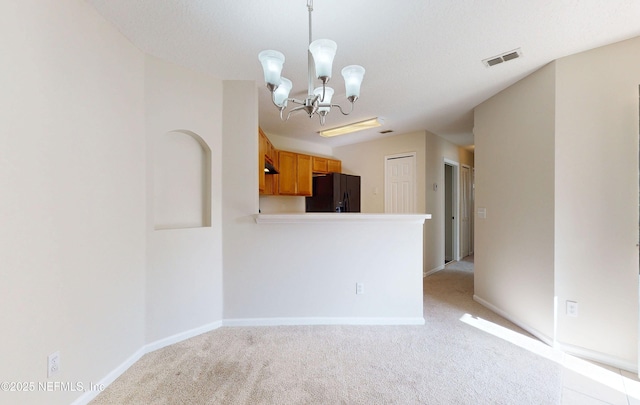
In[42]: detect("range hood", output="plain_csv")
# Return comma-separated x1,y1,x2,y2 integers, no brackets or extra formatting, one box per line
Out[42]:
264,161,279,174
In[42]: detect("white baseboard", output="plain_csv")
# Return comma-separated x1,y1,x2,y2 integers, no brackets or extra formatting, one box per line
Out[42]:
71,321,223,405
223,317,426,327
473,295,638,373
145,321,223,353
473,294,554,347
425,264,445,277
70,347,146,405
556,341,638,373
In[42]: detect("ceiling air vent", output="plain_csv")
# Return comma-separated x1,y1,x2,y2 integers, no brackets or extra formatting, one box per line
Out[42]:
482,48,522,67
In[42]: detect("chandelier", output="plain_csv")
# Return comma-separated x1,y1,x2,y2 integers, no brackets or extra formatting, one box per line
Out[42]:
258,0,365,126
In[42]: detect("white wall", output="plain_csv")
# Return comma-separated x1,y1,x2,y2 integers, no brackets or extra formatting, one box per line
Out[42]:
474,36,640,369
554,37,639,366
227,218,425,323
473,62,557,343
258,195,306,214
265,132,333,157
333,131,474,275
0,1,146,404
333,131,427,214
145,55,224,344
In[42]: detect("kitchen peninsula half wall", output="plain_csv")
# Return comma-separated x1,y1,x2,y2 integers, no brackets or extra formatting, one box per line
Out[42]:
235,111,429,325
223,213,431,326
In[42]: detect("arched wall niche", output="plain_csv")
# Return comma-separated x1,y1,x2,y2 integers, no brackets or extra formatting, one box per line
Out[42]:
154,130,212,230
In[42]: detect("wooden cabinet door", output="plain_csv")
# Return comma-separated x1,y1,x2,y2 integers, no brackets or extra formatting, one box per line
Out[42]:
267,142,275,163
297,154,313,196
264,151,278,195
327,159,341,173
278,151,297,195
258,130,266,193
312,157,328,173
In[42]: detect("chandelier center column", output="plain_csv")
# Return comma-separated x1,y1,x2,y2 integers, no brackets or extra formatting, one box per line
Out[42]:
307,0,314,98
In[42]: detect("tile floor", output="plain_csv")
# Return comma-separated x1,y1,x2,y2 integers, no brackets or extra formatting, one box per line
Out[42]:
559,354,639,404
447,256,639,405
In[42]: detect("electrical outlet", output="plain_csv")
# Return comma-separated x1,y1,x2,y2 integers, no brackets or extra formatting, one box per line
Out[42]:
48,351,60,378
356,283,364,295
566,301,578,317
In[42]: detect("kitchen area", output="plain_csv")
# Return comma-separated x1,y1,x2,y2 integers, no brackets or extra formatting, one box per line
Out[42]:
234,126,429,326
258,127,361,214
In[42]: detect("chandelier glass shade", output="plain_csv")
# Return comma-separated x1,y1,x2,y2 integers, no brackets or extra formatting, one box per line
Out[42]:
258,0,365,125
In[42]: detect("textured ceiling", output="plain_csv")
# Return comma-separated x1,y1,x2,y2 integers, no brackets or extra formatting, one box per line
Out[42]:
88,0,640,148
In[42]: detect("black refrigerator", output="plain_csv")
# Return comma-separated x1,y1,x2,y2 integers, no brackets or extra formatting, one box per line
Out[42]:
305,173,361,212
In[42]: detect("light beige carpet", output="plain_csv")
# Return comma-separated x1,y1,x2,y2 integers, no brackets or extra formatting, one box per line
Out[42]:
91,257,562,404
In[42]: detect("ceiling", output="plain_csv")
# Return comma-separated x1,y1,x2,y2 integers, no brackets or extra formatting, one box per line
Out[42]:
87,0,640,149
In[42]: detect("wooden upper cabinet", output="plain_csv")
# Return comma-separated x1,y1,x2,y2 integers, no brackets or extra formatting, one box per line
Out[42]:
264,150,278,195
259,128,275,164
296,154,313,196
259,129,340,196
312,156,328,173
258,129,266,193
277,150,297,195
327,159,341,173
311,156,341,174
259,127,278,195
276,151,313,196
265,139,275,164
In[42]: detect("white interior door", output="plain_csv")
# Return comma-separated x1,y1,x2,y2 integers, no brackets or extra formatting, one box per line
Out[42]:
385,153,416,213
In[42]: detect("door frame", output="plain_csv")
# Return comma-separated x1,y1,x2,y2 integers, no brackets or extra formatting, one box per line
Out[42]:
460,163,472,259
444,158,460,261
384,152,417,213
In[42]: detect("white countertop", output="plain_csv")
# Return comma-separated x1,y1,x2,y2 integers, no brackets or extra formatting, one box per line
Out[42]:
255,213,432,224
